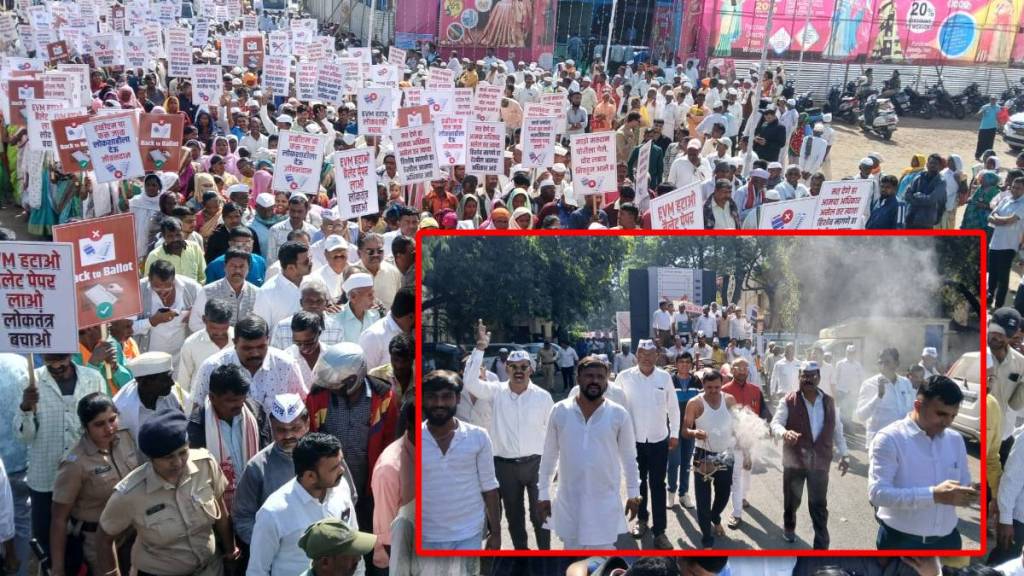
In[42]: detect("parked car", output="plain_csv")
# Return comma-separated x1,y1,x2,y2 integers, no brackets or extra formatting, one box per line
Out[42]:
522,342,564,366
422,342,466,374
946,351,981,442
1004,111,1024,151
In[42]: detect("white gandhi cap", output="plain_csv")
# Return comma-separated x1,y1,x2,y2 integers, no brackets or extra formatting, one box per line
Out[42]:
271,393,306,423
127,352,174,378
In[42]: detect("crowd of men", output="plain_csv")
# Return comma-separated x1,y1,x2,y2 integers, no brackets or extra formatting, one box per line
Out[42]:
422,315,978,552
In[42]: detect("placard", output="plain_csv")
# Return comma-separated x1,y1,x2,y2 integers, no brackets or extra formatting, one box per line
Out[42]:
333,148,380,220
193,17,209,47
262,55,291,96
242,33,264,70
811,180,871,229
339,57,363,95
52,214,142,329
42,72,78,105
435,114,467,167
453,88,473,117
268,30,289,55
56,63,90,107
368,64,399,89
426,67,454,88
6,79,42,127
90,34,124,68
296,62,318,101
46,40,70,64
396,105,431,128
220,34,242,68
166,27,191,76
124,36,148,69
392,124,441,184
521,116,556,169
388,46,406,67
51,114,93,171
569,132,617,195
466,121,505,176
142,24,164,60
83,114,145,184
758,196,820,230
138,113,184,171
357,87,395,136
422,89,454,115
650,183,704,229
273,131,326,196
0,242,78,353
316,60,345,105
635,141,652,193
472,83,502,122
191,64,222,108
24,99,70,152
402,87,423,108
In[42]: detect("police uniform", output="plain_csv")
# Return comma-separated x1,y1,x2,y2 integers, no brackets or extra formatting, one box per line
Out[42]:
52,429,139,572
99,410,228,576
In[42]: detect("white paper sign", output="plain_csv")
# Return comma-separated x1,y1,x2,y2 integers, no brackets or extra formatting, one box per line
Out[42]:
811,180,871,229
333,148,380,220
569,132,617,195
435,114,467,167
472,83,502,122
273,131,326,196
356,88,395,136
635,141,652,193
392,124,441,184
24,99,70,151
521,116,556,169
466,121,504,176
0,241,78,354
84,114,144,184
758,196,820,229
262,55,291,96
650,183,704,229
190,65,222,108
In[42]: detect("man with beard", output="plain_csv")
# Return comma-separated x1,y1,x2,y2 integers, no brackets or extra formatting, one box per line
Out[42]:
856,348,915,449
422,370,501,550
144,217,206,284
249,433,361,575
536,356,640,550
205,200,263,264
15,354,106,557
134,259,200,360
358,233,403,311
233,394,314,549
722,357,771,529
683,369,738,549
250,193,285,258
615,340,680,549
771,362,849,548
989,307,1024,465
464,321,554,550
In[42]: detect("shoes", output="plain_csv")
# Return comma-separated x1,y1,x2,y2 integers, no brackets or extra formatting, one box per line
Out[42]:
666,492,677,508
783,531,796,543
653,533,673,550
727,516,743,529
742,499,750,509
630,521,648,539
713,523,725,536
681,493,695,509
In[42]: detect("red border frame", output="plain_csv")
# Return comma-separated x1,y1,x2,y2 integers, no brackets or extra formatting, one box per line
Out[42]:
413,228,989,557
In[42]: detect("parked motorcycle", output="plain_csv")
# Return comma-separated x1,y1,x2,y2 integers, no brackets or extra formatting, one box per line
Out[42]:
891,86,932,118
827,83,861,124
927,82,966,119
859,95,898,140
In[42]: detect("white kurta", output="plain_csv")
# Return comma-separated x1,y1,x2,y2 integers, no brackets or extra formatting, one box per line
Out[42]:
856,374,915,445
538,398,640,546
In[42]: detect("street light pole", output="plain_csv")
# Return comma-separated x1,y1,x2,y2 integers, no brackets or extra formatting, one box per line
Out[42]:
604,0,618,66
742,0,778,177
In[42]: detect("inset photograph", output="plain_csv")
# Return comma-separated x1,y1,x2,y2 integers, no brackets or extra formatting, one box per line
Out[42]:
418,233,984,554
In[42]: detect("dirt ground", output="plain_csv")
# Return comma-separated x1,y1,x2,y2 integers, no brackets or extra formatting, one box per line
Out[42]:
0,117,1002,238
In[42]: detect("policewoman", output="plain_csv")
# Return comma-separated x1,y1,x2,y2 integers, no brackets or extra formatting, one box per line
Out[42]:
96,409,240,576
50,393,139,576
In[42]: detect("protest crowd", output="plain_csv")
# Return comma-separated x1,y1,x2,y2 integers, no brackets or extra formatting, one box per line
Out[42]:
0,0,1001,574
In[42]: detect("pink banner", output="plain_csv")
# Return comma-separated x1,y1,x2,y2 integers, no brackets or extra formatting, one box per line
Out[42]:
436,0,556,64
395,0,439,49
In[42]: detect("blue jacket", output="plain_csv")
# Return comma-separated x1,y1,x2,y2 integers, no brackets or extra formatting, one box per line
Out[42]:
865,196,906,229
205,253,267,287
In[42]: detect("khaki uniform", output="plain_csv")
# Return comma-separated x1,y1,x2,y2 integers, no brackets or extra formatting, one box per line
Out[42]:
53,430,140,572
100,448,226,576
538,347,557,391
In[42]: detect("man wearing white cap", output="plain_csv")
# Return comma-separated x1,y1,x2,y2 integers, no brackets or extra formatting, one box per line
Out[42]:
359,286,415,371
799,124,829,176
820,113,836,178
270,278,344,350
856,347,915,447
331,272,381,344
773,165,810,201
614,339,680,549
464,321,553,550
115,352,190,445
734,168,769,225
667,138,712,188
250,194,282,261
771,361,849,548
778,99,799,160
310,235,351,301
833,344,864,427
918,347,940,380
233,393,315,547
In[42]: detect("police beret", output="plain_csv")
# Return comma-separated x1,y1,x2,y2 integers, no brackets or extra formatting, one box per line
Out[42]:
138,409,189,459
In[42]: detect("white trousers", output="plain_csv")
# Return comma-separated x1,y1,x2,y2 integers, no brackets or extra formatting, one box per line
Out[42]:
562,539,615,550
731,464,752,518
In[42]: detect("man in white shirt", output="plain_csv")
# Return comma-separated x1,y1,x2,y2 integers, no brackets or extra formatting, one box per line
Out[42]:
868,376,977,549
614,344,637,374
990,308,1024,463
694,308,717,341
651,300,673,348
176,299,234,397
997,412,1024,561
557,342,579,392
691,332,714,367
359,286,414,371
266,194,319,266
667,139,712,188
358,233,404,311
614,340,680,550
918,347,941,380
809,346,835,397
247,433,364,576
253,241,312,340
537,356,641,549
833,345,864,428
191,315,307,413
133,260,199,361
856,347,916,448
421,370,502,550
769,344,800,398
773,165,811,200
770,362,850,549
464,322,553,550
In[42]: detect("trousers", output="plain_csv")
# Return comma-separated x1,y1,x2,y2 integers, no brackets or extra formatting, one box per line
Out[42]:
693,450,733,548
636,439,669,535
494,456,549,550
783,466,830,549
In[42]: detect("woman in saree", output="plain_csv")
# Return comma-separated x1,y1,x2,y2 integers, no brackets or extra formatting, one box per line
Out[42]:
961,169,1001,244
714,0,743,57
195,188,223,241
163,96,192,129
457,194,482,228
896,153,927,202
27,156,83,238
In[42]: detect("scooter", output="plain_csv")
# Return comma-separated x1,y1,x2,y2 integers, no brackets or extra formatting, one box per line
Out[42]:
859,94,898,140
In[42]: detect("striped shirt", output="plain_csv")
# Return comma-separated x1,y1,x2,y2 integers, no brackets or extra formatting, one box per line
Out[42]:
270,313,346,350
188,278,258,334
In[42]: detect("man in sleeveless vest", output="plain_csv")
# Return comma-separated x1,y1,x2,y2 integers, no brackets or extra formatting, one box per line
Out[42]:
770,361,850,549
682,369,738,549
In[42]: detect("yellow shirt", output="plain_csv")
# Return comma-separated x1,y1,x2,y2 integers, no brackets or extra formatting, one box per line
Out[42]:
144,243,207,284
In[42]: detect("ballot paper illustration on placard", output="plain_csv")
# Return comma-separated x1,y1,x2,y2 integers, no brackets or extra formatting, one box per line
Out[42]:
17,85,36,99
64,124,85,141
83,283,121,317
150,122,172,138
79,231,116,266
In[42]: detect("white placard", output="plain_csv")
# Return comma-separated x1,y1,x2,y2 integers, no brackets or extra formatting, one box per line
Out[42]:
333,148,380,220
0,242,78,354
650,183,704,229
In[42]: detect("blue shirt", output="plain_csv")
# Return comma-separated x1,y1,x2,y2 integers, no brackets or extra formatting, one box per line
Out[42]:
205,253,267,287
0,354,30,473
980,103,1000,130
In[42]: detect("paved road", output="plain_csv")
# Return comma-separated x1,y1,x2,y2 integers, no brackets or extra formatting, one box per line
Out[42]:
499,419,983,552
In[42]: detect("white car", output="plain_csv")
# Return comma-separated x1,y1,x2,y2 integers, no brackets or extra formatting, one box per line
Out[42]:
946,351,981,442
1004,112,1024,151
